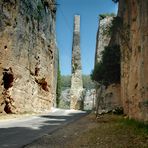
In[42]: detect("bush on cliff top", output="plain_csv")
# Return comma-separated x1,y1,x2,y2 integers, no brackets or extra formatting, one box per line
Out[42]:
99,13,115,20
91,45,121,86
112,0,119,3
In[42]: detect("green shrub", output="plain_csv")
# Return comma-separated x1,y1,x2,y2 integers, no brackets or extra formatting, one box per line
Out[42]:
109,16,123,35
82,75,95,89
119,118,148,134
112,0,119,3
91,45,121,86
56,53,61,107
99,13,115,20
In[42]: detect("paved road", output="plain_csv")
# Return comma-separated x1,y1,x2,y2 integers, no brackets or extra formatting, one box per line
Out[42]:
0,108,87,148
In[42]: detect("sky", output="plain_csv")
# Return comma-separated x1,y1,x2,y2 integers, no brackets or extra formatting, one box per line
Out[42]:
56,0,118,75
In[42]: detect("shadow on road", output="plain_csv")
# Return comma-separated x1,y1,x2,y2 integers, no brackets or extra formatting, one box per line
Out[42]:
0,111,88,148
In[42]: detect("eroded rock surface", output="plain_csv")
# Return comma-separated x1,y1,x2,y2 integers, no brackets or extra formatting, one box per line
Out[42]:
95,16,113,64
0,0,57,113
118,0,148,121
95,84,122,114
94,15,122,113
70,15,84,110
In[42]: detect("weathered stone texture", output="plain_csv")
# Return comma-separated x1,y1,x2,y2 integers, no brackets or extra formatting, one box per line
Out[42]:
84,89,96,110
95,84,122,114
95,16,113,64
94,16,122,113
0,0,57,113
70,15,84,110
60,88,96,110
118,0,148,121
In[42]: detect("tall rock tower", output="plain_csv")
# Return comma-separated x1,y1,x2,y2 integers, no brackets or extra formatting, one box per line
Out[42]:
70,15,84,110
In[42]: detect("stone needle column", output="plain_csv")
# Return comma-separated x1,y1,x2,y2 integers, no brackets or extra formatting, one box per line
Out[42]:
70,15,84,110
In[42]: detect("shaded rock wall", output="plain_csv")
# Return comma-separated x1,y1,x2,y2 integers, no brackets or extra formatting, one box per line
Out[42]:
95,84,122,114
0,0,57,113
94,15,122,113
118,0,148,121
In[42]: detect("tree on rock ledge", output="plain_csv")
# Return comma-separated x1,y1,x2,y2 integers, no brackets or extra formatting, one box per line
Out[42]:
91,44,121,86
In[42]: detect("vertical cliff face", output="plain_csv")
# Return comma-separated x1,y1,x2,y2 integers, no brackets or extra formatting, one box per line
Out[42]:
70,15,84,110
118,0,148,121
95,84,121,113
95,16,113,64
0,0,57,113
94,15,122,113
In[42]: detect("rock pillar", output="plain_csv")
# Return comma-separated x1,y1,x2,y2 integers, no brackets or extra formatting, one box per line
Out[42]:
70,15,84,110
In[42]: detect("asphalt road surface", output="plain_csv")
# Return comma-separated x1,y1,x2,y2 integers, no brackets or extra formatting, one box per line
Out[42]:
0,108,87,148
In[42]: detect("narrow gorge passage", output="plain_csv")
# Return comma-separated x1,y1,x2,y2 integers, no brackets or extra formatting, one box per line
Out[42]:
0,0,147,148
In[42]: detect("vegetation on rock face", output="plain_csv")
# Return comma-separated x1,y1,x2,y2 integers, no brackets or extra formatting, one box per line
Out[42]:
99,13,115,20
82,75,95,89
61,75,71,90
110,16,131,51
91,45,121,86
112,0,119,3
56,55,61,107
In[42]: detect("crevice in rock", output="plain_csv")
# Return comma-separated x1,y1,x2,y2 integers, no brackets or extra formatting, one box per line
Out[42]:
35,67,40,76
2,67,14,89
35,78,49,91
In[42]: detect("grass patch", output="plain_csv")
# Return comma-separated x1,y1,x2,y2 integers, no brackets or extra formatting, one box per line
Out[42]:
73,114,148,148
118,117,148,135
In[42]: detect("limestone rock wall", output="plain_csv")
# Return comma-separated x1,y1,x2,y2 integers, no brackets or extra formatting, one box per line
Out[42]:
59,88,96,110
0,0,57,113
94,15,122,113
118,0,148,121
95,16,113,64
84,89,96,110
70,15,84,110
95,84,122,114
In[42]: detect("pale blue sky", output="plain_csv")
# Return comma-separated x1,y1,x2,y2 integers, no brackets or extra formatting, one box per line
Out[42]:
56,0,118,75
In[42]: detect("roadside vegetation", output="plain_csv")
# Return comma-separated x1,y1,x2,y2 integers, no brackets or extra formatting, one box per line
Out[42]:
25,113,148,148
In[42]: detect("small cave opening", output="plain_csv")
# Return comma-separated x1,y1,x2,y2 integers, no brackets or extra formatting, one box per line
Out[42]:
1,68,15,114
4,45,7,50
4,102,12,114
2,68,14,90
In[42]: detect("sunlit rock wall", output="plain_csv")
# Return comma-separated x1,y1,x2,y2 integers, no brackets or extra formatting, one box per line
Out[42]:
70,15,84,110
0,0,57,113
95,16,113,64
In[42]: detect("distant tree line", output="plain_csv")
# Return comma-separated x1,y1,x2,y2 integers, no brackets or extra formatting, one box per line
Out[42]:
60,75,71,90
56,52,61,107
60,75,95,90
